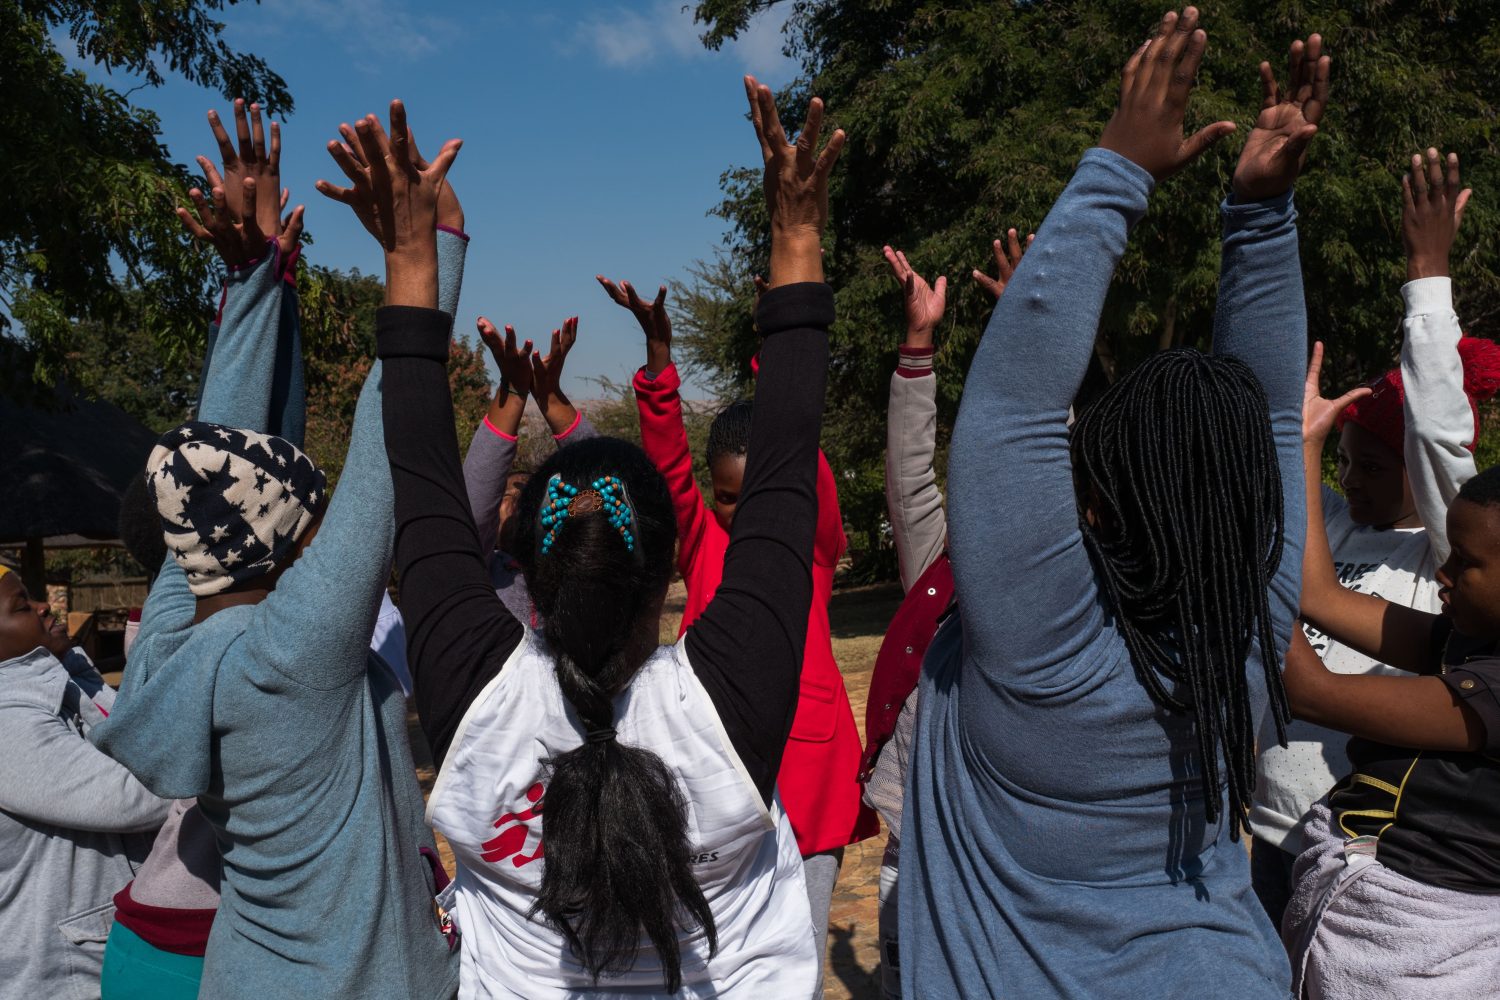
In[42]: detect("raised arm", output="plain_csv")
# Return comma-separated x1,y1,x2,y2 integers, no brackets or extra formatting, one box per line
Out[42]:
318,103,522,764
1207,34,1333,656
1300,344,1442,670
603,276,716,572
1400,149,1479,564
685,75,843,803
182,100,306,432
466,319,532,550
881,245,948,588
949,11,1239,674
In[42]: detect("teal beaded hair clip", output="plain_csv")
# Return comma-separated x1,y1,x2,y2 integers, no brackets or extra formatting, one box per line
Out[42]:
539,473,636,555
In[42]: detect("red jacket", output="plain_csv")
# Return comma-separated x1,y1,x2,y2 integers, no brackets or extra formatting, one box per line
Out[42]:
859,552,954,781
634,364,879,855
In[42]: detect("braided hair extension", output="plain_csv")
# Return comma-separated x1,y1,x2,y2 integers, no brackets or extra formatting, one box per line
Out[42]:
514,437,717,991
1071,348,1290,831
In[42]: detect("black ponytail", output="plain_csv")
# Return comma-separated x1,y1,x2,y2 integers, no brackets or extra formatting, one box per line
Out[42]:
514,436,716,990
1071,348,1289,833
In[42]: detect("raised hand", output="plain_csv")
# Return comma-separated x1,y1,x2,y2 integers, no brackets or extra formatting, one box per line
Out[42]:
200,100,294,249
1232,34,1330,201
1303,341,1371,446
410,127,464,233
744,74,846,287
972,229,1035,302
1098,7,1236,182
882,246,946,350
176,177,273,268
529,317,580,433
1403,149,1471,281
315,100,461,308
477,318,535,397
597,276,671,373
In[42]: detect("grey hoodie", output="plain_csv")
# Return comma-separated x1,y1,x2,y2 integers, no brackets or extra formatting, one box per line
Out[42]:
0,646,169,1000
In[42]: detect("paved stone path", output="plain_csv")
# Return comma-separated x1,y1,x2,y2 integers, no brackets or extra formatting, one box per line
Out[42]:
410,580,905,1000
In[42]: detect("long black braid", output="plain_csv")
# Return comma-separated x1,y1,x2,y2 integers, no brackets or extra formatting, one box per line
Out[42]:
1071,348,1291,832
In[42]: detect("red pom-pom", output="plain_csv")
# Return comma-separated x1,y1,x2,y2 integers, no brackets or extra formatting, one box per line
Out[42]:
1458,336,1500,403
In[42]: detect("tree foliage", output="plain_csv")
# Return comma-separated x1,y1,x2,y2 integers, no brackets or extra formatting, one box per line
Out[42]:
688,0,1500,569
0,0,289,385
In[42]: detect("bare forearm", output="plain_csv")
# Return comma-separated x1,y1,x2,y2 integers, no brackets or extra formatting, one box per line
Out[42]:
1293,668,1482,752
385,244,440,310
769,230,823,288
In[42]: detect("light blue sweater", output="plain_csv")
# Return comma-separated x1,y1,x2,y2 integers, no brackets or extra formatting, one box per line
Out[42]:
92,235,468,999
899,149,1306,999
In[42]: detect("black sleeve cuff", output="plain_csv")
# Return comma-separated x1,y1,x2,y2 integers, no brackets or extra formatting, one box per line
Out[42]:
755,282,835,337
375,306,451,361
1441,658,1500,753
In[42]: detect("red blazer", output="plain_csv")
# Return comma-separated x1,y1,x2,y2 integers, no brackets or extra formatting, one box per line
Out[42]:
634,364,879,855
859,552,954,781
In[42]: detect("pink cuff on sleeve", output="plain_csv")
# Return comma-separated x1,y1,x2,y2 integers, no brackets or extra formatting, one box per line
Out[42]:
553,410,583,441
278,244,302,285
482,414,518,442
436,224,470,242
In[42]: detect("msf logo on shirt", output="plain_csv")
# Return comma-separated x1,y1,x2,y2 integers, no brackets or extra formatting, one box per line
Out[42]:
482,782,545,867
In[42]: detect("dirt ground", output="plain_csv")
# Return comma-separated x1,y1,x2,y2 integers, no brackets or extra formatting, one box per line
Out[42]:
409,579,904,1000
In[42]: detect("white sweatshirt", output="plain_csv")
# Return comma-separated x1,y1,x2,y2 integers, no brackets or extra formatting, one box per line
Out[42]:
1251,277,1476,852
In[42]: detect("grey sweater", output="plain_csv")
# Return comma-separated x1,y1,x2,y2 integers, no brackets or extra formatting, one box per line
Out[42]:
0,646,169,999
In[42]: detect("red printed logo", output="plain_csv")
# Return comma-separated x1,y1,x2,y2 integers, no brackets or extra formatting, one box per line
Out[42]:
481,782,545,867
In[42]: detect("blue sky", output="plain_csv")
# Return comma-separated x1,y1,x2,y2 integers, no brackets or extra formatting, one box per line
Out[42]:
60,0,799,397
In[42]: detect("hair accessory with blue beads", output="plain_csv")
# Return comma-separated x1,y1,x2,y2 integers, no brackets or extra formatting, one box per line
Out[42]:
539,473,637,555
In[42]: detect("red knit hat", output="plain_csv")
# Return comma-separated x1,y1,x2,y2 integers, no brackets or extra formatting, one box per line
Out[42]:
1338,337,1500,458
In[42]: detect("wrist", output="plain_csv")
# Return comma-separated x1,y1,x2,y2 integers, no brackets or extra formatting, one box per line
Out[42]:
903,328,935,350
646,345,672,375
768,233,825,288
384,246,440,309
1406,256,1450,281
487,391,525,437
541,396,576,436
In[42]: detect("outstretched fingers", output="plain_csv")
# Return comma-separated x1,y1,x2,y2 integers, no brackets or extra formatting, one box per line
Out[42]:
883,245,909,281
797,97,824,167
422,138,462,185
176,193,213,241
207,108,238,166
281,204,305,246
814,128,846,180
1257,61,1279,110
233,99,254,163
1180,119,1238,164
240,179,266,244
595,275,631,307
389,100,417,179
744,76,773,162
195,155,225,192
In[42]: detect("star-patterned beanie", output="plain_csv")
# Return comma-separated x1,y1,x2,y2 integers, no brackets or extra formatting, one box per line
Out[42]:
146,421,329,596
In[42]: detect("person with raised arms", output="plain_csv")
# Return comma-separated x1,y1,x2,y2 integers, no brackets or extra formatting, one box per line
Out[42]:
1249,148,1500,926
91,100,463,1000
899,10,1327,996
379,76,845,997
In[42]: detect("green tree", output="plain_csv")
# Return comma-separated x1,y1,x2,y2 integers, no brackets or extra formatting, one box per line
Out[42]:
0,0,289,385
688,0,1500,571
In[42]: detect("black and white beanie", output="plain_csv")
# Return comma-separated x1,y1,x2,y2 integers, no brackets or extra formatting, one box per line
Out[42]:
146,421,329,596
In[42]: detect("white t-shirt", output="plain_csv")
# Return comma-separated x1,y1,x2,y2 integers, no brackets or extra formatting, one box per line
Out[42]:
1251,277,1474,853
426,632,817,999
1250,488,1441,849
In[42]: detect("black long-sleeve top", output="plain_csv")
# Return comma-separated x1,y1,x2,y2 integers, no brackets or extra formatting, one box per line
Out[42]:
377,283,833,804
